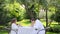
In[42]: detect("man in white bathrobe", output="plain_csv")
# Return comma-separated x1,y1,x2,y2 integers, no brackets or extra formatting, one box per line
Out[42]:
31,18,45,34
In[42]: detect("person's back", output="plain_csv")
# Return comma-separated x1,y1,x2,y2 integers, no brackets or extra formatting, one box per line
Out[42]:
34,19,45,34
10,18,18,34
34,19,44,29
10,23,18,34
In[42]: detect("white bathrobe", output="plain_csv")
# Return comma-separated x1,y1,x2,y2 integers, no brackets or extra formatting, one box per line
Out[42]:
34,19,45,34
10,23,18,34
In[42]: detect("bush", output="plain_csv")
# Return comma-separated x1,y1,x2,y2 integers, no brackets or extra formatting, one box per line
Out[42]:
50,11,60,25
48,24,60,33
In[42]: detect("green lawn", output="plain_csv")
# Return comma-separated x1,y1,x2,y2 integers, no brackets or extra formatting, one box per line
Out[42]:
0,31,8,34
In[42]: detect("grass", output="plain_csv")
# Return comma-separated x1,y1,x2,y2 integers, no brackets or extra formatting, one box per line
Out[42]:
17,19,31,26
0,31,8,34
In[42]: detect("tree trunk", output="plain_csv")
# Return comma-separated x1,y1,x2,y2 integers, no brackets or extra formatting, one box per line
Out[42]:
45,7,48,34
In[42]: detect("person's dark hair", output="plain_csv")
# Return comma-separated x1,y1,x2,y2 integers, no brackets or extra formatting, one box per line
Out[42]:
30,18,36,21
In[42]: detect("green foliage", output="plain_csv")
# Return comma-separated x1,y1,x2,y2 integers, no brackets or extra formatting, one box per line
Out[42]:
0,0,60,25
50,10,60,24
0,0,26,25
39,0,48,7
54,11,60,22
49,0,60,24
48,24,60,33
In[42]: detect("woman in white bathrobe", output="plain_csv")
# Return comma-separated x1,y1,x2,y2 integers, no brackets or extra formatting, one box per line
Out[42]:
31,18,45,34
10,18,18,34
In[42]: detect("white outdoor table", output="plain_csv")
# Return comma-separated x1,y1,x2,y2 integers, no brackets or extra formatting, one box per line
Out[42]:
18,27,38,34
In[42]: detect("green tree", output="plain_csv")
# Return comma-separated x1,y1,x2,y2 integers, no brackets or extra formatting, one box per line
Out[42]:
50,0,60,25
0,0,26,25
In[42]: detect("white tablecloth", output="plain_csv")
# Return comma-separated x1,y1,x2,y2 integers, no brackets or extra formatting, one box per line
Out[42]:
18,27,38,34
